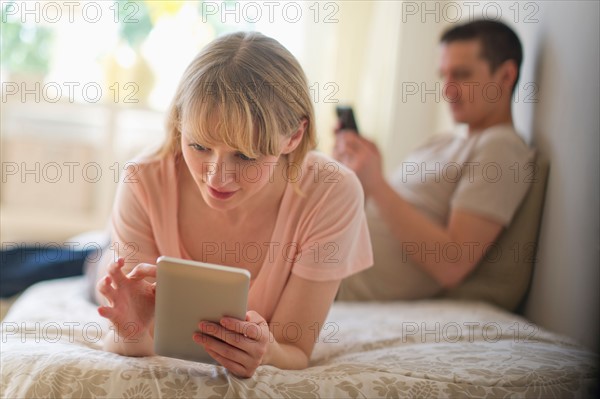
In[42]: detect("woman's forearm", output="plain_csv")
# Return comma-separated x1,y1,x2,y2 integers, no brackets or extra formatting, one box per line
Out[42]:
264,340,310,370
103,323,310,369
103,326,155,357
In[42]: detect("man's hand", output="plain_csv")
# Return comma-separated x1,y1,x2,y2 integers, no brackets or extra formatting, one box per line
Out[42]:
332,130,385,196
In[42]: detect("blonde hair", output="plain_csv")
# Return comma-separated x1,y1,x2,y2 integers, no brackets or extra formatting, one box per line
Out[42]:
153,32,317,181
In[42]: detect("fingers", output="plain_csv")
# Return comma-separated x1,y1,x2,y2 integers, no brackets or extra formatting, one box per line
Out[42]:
204,345,252,378
98,259,156,310
127,263,157,280
363,138,380,155
332,140,344,162
193,327,256,377
204,312,267,342
197,317,266,356
97,275,117,306
195,313,269,378
198,321,251,347
338,128,359,136
107,258,127,288
336,132,372,155
333,119,342,133
244,311,269,338
218,317,256,340
333,133,356,164
97,305,115,319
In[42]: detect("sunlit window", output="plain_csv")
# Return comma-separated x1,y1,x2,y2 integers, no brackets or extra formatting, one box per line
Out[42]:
1,0,311,110
1,0,320,241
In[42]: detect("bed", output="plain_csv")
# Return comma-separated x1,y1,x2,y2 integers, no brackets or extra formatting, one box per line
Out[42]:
0,276,597,398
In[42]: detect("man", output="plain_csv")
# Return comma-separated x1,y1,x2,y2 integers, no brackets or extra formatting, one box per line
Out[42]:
334,20,534,301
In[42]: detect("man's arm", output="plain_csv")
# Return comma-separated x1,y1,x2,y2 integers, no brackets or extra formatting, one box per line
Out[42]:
333,131,503,288
369,181,503,288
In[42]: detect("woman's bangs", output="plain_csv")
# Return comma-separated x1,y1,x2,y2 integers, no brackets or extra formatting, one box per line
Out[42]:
182,86,263,158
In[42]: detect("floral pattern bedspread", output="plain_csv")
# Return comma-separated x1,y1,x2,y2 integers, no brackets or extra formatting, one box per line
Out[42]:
1,277,597,398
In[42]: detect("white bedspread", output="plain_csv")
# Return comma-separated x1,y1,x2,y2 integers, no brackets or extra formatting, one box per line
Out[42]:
1,277,597,398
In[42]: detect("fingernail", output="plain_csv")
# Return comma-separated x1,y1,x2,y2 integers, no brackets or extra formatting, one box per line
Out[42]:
194,333,207,344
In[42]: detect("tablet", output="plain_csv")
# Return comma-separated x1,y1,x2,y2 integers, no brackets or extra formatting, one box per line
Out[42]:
153,256,250,363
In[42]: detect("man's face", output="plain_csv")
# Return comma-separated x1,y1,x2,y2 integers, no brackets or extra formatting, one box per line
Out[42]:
439,40,506,129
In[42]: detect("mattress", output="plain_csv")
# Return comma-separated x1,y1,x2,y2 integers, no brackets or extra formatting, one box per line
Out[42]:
1,277,597,398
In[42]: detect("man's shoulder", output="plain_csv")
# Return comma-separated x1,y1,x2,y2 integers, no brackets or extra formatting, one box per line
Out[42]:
472,125,533,160
476,124,527,146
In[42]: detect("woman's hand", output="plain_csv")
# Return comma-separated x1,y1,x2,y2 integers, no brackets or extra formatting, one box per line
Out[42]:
332,131,385,196
96,258,157,342
193,310,272,378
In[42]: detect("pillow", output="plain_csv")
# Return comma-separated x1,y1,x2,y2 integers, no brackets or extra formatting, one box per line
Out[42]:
440,153,550,311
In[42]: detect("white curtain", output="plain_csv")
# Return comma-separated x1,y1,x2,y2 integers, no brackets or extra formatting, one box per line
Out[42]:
288,1,448,176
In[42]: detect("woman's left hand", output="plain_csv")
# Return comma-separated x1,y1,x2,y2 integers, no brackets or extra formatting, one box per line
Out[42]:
194,310,272,378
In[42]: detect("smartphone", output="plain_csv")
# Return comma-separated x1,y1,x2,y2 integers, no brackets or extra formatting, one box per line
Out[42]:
336,105,360,134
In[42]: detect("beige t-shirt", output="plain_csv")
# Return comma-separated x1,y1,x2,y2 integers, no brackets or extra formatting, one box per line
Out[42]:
108,150,373,321
337,124,535,301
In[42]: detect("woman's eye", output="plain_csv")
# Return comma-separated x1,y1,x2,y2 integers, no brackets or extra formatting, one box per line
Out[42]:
189,143,207,152
237,153,256,161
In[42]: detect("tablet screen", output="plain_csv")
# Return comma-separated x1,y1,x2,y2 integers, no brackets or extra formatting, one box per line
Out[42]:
153,256,250,363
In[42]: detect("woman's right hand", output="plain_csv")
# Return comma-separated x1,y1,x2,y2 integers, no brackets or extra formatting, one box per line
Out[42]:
96,258,157,342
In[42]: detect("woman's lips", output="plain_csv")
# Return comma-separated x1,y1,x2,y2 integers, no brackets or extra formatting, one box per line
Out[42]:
208,186,237,200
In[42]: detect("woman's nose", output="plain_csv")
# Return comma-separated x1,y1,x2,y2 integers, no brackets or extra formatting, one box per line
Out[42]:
204,158,238,187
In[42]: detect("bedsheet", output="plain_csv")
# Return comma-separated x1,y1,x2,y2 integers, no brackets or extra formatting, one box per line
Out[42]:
1,277,597,398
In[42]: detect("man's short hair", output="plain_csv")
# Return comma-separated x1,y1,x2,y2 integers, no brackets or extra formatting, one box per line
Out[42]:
440,20,523,93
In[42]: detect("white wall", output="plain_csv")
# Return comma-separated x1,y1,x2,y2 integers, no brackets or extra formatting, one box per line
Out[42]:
385,16,445,175
513,1,600,352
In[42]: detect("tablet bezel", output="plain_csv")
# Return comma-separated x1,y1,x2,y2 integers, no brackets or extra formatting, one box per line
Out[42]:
153,256,251,363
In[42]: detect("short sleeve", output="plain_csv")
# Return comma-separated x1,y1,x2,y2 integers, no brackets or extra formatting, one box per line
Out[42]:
451,131,535,226
292,169,374,282
109,163,160,268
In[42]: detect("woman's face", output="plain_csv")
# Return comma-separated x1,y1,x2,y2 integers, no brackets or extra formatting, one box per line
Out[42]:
180,132,287,212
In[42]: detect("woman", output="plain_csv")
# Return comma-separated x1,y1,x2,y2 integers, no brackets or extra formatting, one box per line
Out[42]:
94,32,373,378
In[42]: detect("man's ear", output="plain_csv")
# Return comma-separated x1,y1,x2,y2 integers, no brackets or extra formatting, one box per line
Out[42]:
497,59,518,94
281,118,308,155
